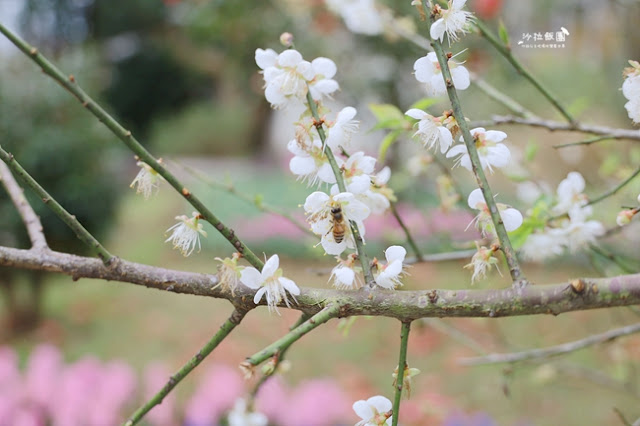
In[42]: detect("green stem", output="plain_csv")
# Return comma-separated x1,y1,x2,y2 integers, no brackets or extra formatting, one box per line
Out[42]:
424,10,526,285
305,92,375,285
391,321,412,426
474,20,575,125
390,203,423,261
589,245,636,274
245,304,339,366
0,23,264,271
123,309,247,426
553,135,614,149
174,160,313,237
0,146,113,264
586,164,640,207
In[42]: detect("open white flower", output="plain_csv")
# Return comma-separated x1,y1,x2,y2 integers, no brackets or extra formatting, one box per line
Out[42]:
330,254,363,290
288,137,336,186
552,172,590,218
446,127,511,173
337,151,376,195
550,218,605,253
357,166,394,215
255,48,338,109
326,0,384,36
405,108,453,153
130,161,162,199
373,246,407,289
519,231,564,262
304,191,370,255
430,0,474,44
413,52,470,97
353,395,393,426
165,212,207,256
467,188,523,234
227,398,268,426
240,254,300,314
325,106,360,151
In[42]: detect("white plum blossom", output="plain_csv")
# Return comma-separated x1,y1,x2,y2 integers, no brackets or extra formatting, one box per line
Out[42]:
227,398,268,426
357,166,394,214
288,137,336,186
353,395,393,426
622,60,640,124
467,188,523,234
446,128,511,173
304,191,370,255
325,106,360,151
240,254,300,314
373,246,407,289
519,231,565,262
337,151,376,195
130,161,162,199
330,254,363,290
413,52,470,97
550,219,605,253
405,108,453,153
214,253,243,296
464,244,500,283
165,212,207,256
552,172,590,219
255,48,338,109
430,0,474,44
325,0,384,36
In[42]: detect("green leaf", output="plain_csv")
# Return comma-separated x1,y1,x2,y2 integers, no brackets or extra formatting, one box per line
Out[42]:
508,222,535,249
524,140,539,162
369,103,406,130
498,19,510,47
378,129,403,163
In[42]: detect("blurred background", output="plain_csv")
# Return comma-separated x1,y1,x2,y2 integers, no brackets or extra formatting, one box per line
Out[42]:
1,0,640,424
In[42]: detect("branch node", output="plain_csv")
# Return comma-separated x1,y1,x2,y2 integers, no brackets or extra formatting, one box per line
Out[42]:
29,47,37,55
181,187,190,197
68,74,75,82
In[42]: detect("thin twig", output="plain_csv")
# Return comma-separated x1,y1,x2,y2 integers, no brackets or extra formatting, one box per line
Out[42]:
390,203,423,261
243,305,340,368
426,9,526,286
0,160,47,250
553,134,614,149
472,115,640,141
0,146,112,264
589,245,636,274
391,321,412,426
474,20,575,124
305,91,375,285
124,309,247,425
171,159,313,237
586,164,640,207
459,322,640,366
0,23,265,271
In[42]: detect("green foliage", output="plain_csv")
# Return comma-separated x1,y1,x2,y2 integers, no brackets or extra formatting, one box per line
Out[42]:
498,19,510,47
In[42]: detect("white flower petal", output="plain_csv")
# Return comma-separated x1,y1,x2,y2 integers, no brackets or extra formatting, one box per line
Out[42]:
451,65,470,90
279,277,300,295
385,246,407,263
304,191,330,213
467,188,486,210
261,254,280,278
501,208,523,232
253,287,267,305
311,57,337,78
430,18,446,41
289,156,316,176
240,267,262,289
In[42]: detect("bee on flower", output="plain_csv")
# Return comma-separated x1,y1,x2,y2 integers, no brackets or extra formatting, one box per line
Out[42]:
304,191,370,255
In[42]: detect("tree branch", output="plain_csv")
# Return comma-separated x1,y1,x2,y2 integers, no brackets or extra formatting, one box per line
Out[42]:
0,160,47,250
459,322,640,366
0,146,113,263
392,321,411,426
473,115,640,141
124,308,247,426
3,245,640,319
0,23,265,271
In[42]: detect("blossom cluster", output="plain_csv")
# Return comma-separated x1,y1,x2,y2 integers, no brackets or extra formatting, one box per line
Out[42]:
256,42,407,292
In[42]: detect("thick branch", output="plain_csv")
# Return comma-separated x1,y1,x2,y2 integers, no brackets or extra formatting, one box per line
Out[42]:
459,322,640,366
3,246,640,319
0,160,47,249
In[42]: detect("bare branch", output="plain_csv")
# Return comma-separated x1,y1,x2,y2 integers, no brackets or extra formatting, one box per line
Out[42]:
473,115,640,141
3,245,640,319
459,322,640,366
0,160,47,249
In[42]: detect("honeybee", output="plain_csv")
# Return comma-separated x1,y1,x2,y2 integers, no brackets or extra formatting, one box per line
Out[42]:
328,206,347,243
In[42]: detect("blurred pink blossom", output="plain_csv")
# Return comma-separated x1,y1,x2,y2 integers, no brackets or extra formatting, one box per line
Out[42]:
183,364,244,425
143,362,175,426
